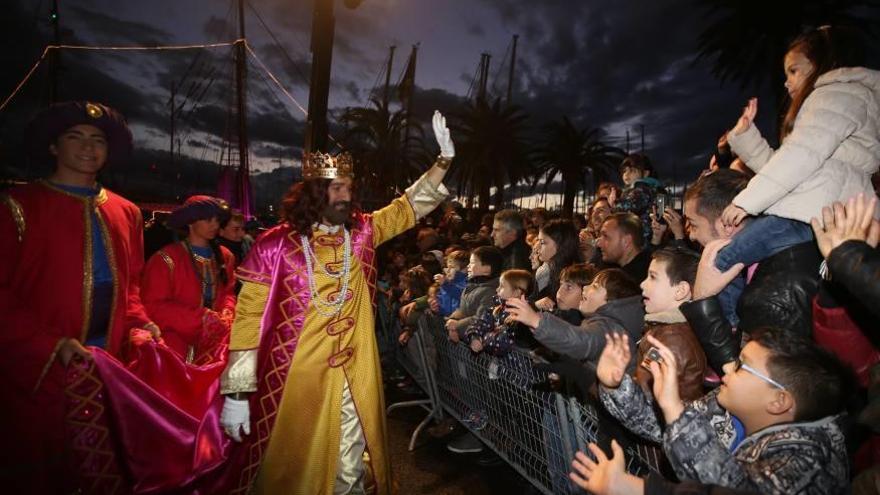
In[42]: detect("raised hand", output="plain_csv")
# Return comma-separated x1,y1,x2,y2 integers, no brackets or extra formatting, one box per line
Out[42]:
596,333,631,389
570,440,643,495
504,296,541,328
692,238,745,300
432,110,455,158
811,193,880,258
663,208,685,240
730,97,757,136
650,207,668,246
645,334,685,424
534,296,555,311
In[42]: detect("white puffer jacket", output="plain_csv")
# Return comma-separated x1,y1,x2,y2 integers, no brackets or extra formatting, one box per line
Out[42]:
729,67,880,223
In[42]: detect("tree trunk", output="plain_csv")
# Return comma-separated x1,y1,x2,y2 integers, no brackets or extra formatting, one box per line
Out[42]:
562,176,578,218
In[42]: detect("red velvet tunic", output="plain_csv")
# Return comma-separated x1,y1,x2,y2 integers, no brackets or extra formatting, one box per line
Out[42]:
141,241,236,359
0,181,154,492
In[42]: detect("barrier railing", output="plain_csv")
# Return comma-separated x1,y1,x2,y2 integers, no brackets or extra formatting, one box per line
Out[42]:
385,311,664,494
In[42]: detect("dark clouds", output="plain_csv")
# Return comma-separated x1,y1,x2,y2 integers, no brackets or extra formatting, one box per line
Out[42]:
4,0,875,189
66,5,171,44
474,0,778,178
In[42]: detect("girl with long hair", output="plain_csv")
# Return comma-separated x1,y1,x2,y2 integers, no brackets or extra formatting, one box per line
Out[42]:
713,26,880,326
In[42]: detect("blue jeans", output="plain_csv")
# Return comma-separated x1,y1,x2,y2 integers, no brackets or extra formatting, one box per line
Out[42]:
714,215,813,327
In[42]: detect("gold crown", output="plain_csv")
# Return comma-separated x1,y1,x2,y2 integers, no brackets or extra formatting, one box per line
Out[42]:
303,151,354,180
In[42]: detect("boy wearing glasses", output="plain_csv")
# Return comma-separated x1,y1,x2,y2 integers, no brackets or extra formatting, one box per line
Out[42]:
595,326,850,493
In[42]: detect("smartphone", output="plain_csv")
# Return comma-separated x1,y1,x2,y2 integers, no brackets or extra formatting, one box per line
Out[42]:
641,346,663,370
654,194,668,225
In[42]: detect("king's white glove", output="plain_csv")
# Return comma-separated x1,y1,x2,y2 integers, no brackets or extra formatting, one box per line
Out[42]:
432,110,455,158
220,397,251,442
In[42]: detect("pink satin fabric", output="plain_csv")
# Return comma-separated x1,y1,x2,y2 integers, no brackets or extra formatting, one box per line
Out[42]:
66,331,237,494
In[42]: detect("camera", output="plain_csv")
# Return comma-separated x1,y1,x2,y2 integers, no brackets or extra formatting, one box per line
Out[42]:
641,346,663,371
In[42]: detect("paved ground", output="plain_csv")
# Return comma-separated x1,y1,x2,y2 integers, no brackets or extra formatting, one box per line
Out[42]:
383,384,544,495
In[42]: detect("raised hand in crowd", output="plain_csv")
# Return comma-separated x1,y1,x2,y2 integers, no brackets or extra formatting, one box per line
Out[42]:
433,110,455,158
58,338,93,366
811,192,880,259
504,296,541,328
691,239,745,300
534,296,556,311
570,440,643,495
729,97,757,136
650,207,685,245
596,332,630,389
644,334,685,424
650,211,668,246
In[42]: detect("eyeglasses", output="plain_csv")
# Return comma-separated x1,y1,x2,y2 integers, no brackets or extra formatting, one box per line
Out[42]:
733,357,786,390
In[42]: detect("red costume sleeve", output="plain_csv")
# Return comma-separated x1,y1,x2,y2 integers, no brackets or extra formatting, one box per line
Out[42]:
0,196,64,392
141,251,206,345
216,247,238,317
124,208,154,330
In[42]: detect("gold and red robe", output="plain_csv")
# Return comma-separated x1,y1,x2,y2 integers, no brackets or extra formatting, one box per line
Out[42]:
221,174,447,494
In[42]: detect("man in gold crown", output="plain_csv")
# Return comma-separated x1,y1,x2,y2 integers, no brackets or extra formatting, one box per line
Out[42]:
218,111,455,494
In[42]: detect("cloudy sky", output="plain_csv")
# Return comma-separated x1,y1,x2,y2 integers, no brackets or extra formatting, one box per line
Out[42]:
3,0,871,192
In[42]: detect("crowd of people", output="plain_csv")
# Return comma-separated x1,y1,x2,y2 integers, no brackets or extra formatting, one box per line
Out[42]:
380,26,880,494
1,24,879,494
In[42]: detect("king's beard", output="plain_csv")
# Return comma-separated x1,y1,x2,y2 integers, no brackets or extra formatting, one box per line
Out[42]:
321,201,351,225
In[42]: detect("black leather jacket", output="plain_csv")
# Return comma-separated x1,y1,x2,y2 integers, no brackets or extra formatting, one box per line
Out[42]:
681,241,821,374
828,240,880,321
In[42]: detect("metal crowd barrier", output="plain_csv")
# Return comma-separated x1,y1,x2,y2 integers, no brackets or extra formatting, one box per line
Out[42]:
384,310,664,494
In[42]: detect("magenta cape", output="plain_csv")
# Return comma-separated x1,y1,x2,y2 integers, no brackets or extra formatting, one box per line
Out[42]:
66,334,236,494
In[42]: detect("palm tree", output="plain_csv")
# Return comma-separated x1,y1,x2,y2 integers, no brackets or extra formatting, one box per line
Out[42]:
695,0,877,106
533,117,623,217
339,97,431,202
450,97,533,209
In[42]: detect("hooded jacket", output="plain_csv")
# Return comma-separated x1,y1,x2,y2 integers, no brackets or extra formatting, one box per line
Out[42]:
729,67,880,222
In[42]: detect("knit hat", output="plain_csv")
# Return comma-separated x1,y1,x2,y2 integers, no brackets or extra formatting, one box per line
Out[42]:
26,101,133,168
167,195,229,229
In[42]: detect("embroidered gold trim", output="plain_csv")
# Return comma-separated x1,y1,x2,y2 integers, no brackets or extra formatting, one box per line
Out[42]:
80,199,95,343
33,338,66,394
235,266,272,286
38,179,109,205
220,349,259,394
95,210,119,350
1,194,25,242
158,250,175,273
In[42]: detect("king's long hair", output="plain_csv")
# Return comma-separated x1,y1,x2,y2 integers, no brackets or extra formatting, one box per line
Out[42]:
280,178,361,238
